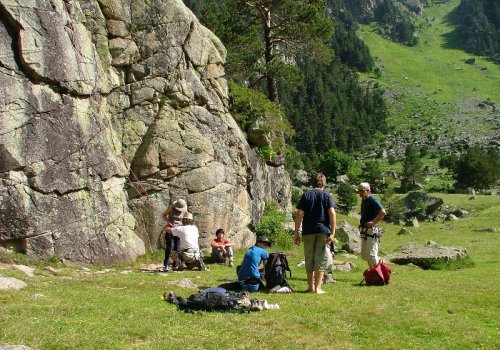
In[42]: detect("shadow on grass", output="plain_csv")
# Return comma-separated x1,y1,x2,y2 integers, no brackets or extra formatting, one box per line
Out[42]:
441,5,461,51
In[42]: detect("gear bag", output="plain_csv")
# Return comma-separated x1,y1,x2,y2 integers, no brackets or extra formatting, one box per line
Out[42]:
264,252,293,290
362,260,392,286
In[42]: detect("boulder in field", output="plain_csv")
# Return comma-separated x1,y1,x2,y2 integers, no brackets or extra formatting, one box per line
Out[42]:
386,241,468,269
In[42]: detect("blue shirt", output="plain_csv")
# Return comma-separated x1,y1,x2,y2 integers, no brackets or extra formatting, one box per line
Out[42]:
297,189,335,235
238,246,269,280
360,195,384,226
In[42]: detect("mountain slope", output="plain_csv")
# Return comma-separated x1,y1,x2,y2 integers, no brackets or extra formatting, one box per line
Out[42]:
358,0,500,157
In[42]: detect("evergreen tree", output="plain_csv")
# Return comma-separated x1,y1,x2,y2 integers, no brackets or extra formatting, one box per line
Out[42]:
401,145,423,192
201,0,334,102
454,147,500,190
336,183,357,214
361,160,386,193
454,0,500,63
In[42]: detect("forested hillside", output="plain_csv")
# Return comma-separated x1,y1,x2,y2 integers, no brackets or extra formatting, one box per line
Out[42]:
450,0,500,63
184,0,499,191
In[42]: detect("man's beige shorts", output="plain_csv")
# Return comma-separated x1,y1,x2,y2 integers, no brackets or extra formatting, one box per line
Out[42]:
303,233,329,272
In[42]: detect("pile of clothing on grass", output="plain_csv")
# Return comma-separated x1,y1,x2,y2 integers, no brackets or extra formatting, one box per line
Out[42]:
164,287,279,313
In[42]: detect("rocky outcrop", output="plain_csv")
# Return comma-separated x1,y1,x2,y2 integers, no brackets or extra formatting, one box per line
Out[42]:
387,241,468,269
0,0,291,264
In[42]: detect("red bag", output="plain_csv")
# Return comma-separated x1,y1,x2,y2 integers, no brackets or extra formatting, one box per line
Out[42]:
363,260,392,286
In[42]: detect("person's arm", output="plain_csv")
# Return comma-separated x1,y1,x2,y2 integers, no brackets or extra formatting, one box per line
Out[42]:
210,239,219,249
365,208,386,228
327,207,336,243
294,209,304,245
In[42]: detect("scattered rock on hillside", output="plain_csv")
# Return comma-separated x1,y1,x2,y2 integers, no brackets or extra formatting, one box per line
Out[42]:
473,227,498,233
43,267,60,275
169,278,198,289
13,265,35,277
451,209,469,218
333,261,357,272
0,346,33,350
386,241,468,269
0,276,27,290
398,228,413,235
403,192,444,215
405,217,419,227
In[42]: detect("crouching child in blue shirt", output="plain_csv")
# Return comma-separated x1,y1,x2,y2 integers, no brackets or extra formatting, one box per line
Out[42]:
236,237,271,292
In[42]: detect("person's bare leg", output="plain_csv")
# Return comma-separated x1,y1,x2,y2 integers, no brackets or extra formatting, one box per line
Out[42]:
307,271,315,292
314,271,326,294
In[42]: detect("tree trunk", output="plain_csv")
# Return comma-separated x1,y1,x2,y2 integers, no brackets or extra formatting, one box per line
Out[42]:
262,7,279,103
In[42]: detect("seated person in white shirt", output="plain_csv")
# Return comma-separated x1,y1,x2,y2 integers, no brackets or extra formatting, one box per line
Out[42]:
165,212,207,271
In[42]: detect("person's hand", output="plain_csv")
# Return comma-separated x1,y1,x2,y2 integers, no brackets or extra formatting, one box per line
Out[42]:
294,235,301,246
326,234,334,243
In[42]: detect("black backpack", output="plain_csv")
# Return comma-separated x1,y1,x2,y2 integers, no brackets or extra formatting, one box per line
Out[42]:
265,252,292,290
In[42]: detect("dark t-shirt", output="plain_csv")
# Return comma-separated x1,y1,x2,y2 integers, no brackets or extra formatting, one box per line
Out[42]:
297,189,335,235
360,195,384,226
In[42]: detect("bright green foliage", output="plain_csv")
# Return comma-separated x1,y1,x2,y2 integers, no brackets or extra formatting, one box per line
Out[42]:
336,183,357,214
201,0,334,102
454,147,500,190
228,81,294,157
317,148,359,182
254,201,292,249
401,145,424,192
361,159,387,193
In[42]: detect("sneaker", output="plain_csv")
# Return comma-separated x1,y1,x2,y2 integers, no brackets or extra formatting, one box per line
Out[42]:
228,261,234,267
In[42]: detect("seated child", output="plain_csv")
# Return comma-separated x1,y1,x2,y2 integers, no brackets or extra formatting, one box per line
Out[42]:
211,229,234,266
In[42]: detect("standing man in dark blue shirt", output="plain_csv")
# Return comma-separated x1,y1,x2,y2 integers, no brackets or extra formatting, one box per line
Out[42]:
358,182,386,268
294,173,336,294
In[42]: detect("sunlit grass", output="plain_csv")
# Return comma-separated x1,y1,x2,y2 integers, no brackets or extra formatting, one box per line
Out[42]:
1,194,499,349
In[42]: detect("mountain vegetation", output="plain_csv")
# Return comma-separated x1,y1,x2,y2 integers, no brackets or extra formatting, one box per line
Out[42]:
200,0,334,102
185,0,499,192
450,0,500,63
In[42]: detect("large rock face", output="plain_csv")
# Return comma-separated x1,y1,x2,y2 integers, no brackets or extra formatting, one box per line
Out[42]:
0,0,291,263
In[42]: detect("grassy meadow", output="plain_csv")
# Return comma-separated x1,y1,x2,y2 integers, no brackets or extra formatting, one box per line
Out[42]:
1,194,499,350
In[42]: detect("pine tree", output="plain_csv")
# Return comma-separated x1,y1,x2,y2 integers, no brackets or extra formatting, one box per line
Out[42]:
401,145,423,192
201,0,334,102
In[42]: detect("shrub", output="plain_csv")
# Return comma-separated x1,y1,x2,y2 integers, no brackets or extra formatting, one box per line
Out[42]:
291,188,303,207
255,201,292,249
318,149,359,182
336,183,357,214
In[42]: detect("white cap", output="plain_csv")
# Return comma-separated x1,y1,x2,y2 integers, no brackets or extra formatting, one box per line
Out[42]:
358,182,371,191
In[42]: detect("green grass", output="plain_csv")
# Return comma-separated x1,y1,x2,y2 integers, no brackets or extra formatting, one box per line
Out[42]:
1,194,499,349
